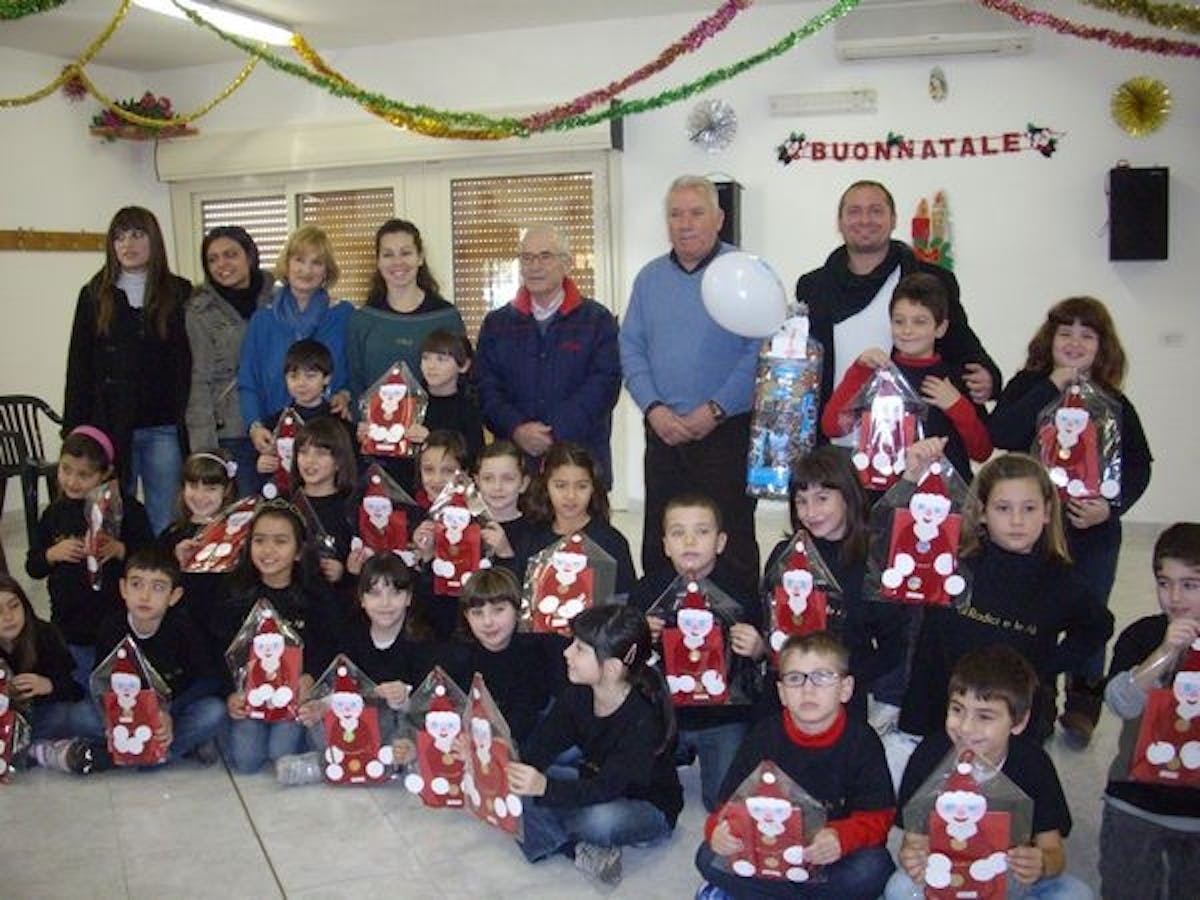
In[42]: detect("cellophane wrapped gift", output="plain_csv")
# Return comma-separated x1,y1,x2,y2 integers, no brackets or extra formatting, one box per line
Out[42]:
522,531,617,636
842,364,927,492
403,666,469,808
712,760,827,885
84,479,122,592
89,637,171,767
225,599,304,722
649,576,758,708
904,749,1034,899
307,654,394,786
746,312,823,500
263,408,302,500
461,674,524,839
360,361,428,458
866,459,972,608
1127,640,1200,787
0,663,32,783
182,495,258,573
429,472,492,597
1034,377,1122,504
349,463,420,565
763,529,843,663
294,491,340,561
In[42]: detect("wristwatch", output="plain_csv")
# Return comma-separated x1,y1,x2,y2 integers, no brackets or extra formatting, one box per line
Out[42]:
707,400,726,423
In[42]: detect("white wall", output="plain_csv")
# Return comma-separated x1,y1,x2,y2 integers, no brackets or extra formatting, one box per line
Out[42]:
4,3,1196,520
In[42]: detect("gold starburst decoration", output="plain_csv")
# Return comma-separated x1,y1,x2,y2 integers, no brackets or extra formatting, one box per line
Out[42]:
1111,77,1171,136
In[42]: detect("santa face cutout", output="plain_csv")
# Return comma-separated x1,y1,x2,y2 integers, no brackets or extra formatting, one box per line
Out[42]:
379,382,408,415
662,584,730,706
745,794,794,836
934,789,988,842
110,671,141,714
781,569,813,615
441,506,471,541
426,709,461,749
1053,406,1089,446
880,473,966,606
363,495,394,531
551,549,587,582
531,543,596,634
253,632,285,670
678,606,716,644
330,690,364,725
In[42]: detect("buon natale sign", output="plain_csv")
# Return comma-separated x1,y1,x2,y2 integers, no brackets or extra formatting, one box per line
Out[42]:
776,124,1064,165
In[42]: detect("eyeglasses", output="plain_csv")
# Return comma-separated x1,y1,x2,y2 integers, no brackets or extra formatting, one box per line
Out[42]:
519,251,563,266
779,669,842,688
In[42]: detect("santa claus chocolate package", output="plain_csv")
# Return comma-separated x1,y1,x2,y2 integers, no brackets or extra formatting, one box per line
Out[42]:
181,495,259,574
461,674,524,839
360,361,427,457
904,750,1033,900
842,364,927,492
746,312,823,500
225,600,304,722
84,479,123,592
649,577,759,708
712,760,827,885
263,408,303,500
0,663,32,783
522,531,617,636
89,637,171,767
429,472,491,597
866,459,972,608
308,654,394,786
403,666,469,808
763,530,843,661
349,464,419,563
1033,377,1122,504
1127,640,1200,788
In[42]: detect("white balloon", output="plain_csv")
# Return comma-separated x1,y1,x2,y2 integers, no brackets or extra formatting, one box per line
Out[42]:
701,251,787,338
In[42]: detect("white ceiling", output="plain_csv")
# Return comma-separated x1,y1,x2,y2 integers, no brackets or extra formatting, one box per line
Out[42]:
1,0,795,71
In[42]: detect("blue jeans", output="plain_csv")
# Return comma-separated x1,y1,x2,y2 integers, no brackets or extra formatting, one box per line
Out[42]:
125,424,184,536
219,436,264,498
884,869,1093,900
30,699,104,741
221,717,308,774
698,842,894,899
67,643,95,692
165,679,226,759
679,722,749,812
519,796,671,863
1067,522,1121,680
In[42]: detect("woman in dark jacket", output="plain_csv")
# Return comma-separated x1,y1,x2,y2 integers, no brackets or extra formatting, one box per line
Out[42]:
63,206,192,536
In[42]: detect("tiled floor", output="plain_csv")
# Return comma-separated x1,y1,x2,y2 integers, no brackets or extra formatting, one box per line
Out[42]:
0,501,1164,898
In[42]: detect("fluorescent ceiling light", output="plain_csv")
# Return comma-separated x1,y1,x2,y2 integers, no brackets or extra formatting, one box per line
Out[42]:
134,0,294,45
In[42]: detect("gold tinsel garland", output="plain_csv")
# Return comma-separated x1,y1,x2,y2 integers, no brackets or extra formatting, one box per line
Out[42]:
1082,0,1200,35
73,59,258,129
1111,76,1172,135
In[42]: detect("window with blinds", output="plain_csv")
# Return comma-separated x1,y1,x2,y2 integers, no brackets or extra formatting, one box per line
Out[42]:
298,187,396,305
451,173,595,339
199,195,289,273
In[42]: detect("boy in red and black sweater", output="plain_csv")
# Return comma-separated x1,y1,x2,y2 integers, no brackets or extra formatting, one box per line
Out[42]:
695,632,895,899
821,271,991,484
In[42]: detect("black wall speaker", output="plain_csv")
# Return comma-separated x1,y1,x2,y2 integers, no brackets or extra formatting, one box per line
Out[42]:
714,179,742,247
1109,166,1168,261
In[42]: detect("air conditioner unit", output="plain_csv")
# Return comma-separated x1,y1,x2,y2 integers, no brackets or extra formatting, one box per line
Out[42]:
834,0,1032,60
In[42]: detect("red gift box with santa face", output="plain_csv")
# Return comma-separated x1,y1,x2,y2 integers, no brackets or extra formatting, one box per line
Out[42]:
650,577,756,708
353,464,417,560
403,667,469,809
904,750,1033,900
846,366,926,493
714,760,826,884
84,479,123,592
764,530,842,663
429,474,492,597
462,674,524,839
182,495,259,574
225,599,304,723
523,532,615,636
0,665,31,784
264,408,302,500
90,637,171,767
1034,378,1122,504
312,655,394,785
1129,653,1200,788
360,362,428,458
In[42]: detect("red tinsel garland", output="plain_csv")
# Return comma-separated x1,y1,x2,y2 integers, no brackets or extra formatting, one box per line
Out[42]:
980,0,1200,57
520,0,753,131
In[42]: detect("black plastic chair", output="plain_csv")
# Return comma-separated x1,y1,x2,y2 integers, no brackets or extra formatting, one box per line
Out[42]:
0,428,25,572
0,395,63,548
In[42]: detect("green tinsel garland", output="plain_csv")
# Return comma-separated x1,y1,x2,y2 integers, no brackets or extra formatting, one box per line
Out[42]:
0,0,66,20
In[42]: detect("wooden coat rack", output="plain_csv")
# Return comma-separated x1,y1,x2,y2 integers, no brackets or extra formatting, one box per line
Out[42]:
0,229,105,252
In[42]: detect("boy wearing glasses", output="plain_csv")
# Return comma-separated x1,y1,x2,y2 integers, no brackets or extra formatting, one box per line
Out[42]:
694,631,896,898
886,645,1088,900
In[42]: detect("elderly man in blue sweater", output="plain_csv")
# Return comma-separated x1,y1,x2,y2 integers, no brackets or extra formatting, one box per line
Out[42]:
620,176,761,590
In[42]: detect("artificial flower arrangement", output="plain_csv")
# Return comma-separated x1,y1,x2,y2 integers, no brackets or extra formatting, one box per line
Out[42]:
89,91,197,141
